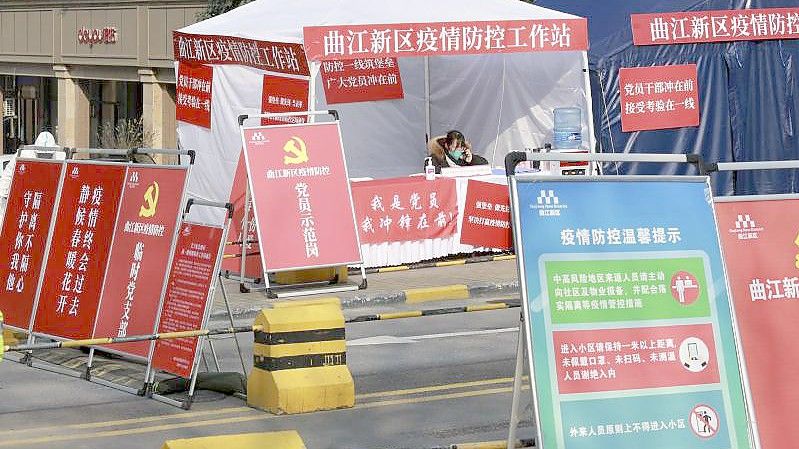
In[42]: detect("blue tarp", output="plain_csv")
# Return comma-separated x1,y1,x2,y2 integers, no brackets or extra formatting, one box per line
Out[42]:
536,0,799,195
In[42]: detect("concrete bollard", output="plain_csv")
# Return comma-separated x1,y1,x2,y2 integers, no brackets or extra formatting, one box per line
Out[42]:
247,302,354,414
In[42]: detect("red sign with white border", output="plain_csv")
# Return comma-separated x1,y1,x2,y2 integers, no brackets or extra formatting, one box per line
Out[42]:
460,180,512,250
351,177,458,244
619,64,700,132
34,163,126,340
153,221,224,379
321,57,404,104
92,166,188,358
631,8,799,46
715,198,799,449
261,75,309,126
0,160,63,329
176,62,213,129
242,122,361,271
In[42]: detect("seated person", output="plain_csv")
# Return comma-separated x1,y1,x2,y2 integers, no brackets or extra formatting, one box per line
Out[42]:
426,130,488,174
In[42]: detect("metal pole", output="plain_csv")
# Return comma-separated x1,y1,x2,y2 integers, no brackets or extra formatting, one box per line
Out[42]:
240,183,250,289
220,274,248,375
207,338,221,372
507,315,526,449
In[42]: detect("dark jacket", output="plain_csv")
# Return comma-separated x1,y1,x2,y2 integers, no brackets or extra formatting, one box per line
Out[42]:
425,136,489,174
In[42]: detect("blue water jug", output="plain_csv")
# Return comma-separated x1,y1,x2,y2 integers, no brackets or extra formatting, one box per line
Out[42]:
553,107,582,150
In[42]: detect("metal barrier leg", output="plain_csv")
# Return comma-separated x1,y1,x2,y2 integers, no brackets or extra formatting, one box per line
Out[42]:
507,316,526,449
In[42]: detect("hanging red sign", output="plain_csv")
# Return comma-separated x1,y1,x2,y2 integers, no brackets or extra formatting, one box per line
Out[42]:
261,75,309,126
321,57,404,104
34,162,126,340
176,62,213,129
619,64,700,132
460,180,512,250
242,122,362,271
632,8,799,46
153,221,224,379
351,177,458,244
92,166,188,358
0,160,63,329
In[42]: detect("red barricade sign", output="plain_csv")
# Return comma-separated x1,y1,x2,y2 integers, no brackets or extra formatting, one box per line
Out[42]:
619,64,700,132
222,150,263,279
153,222,224,379
242,122,361,271
460,180,512,250
93,166,188,358
716,198,799,449
0,160,63,329
351,177,458,244
34,162,126,340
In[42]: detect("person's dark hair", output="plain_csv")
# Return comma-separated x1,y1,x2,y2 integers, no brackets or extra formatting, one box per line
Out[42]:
444,130,465,149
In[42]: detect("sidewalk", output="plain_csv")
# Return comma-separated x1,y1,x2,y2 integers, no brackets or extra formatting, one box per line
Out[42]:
210,258,521,320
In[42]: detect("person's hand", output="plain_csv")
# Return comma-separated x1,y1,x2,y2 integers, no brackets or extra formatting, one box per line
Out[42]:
463,142,473,163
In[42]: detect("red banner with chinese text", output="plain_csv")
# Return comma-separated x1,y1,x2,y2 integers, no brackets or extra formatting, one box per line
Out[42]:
460,180,512,250
93,166,188,358
34,163,126,340
321,57,404,104
715,198,799,449
173,31,309,76
261,75,309,126
242,122,361,271
153,222,224,379
619,64,699,132
632,8,799,46
222,150,263,279
303,19,589,61
176,62,213,129
0,160,63,329
351,177,458,244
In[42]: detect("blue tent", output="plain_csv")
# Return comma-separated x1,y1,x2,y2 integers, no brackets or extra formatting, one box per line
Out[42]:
536,0,799,195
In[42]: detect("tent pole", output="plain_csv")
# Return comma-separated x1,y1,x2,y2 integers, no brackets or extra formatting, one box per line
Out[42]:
309,62,319,123
424,56,431,141
581,52,600,174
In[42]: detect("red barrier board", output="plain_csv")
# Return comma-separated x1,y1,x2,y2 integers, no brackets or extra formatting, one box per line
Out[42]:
351,177,458,244
153,222,223,378
460,180,512,250
92,166,188,358
34,163,126,340
304,19,589,61
0,160,63,329
261,75,309,126
619,64,699,132
321,57,404,104
222,150,263,279
631,8,799,46
176,62,213,129
715,198,799,449
242,122,361,271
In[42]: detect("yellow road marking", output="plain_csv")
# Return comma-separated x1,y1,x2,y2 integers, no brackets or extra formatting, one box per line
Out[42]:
358,376,514,399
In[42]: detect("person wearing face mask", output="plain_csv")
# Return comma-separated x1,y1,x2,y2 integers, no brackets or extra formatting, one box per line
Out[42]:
425,130,488,174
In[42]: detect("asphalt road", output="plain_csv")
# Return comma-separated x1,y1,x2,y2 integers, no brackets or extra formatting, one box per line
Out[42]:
0,305,535,449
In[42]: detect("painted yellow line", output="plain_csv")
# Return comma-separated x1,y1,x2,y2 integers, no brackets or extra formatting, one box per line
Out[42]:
358,376,514,399
271,297,341,309
493,255,516,261
377,310,423,320
466,303,508,312
378,265,410,273
435,259,467,267
404,284,469,303
454,440,531,449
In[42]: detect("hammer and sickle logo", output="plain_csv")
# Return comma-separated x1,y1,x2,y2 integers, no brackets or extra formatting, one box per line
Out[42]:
139,181,160,218
283,137,309,165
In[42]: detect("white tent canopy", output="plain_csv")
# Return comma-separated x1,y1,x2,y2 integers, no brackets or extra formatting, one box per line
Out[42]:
176,0,594,208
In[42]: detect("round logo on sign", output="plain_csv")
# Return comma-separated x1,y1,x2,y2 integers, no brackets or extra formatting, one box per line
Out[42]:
689,404,719,438
671,271,700,305
679,337,710,372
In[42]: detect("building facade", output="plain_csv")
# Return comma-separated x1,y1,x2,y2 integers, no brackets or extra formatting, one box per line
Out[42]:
0,0,204,152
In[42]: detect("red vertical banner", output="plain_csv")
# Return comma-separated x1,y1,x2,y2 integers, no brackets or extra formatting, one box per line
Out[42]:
242,122,361,271
460,180,512,249
34,162,126,340
715,198,799,449
261,75,309,126
92,166,188,358
0,160,63,329
153,222,224,378
222,149,264,280
321,58,404,104
176,62,213,129
619,64,700,132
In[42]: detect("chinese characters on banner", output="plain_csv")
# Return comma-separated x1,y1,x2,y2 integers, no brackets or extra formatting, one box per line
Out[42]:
261,74,309,126
715,198,799,449
0,160,63,329
632,8,799,46
460,180,512,250
153,222,224,379
303,19,588,61
513,179,753,448
34,163,126,340
321,57,404,104
92,167,188,358
619,64,699,132
351,177,458,244
222,150,264,279
242,122,361,271
173,31,309,76
176,62,213,129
